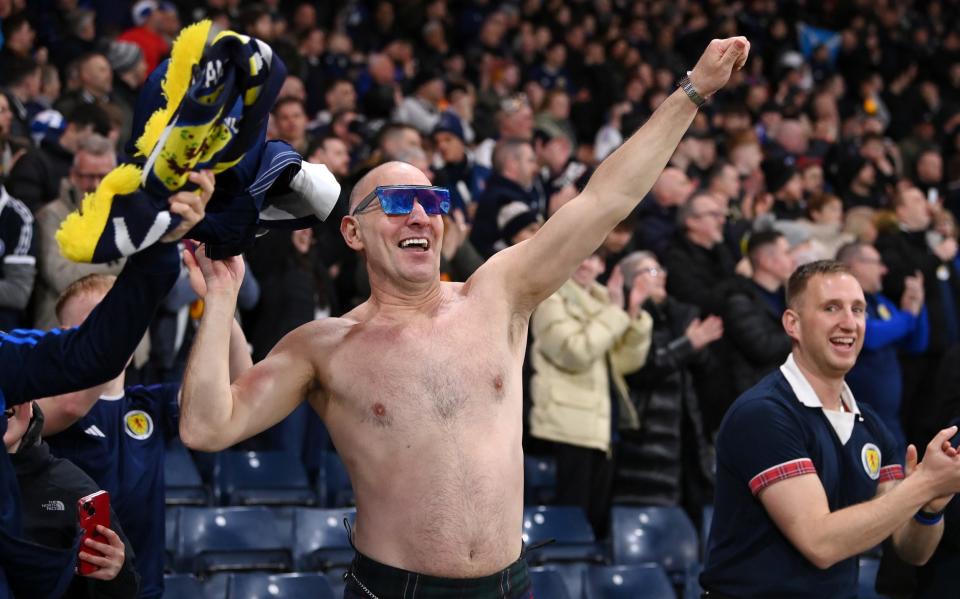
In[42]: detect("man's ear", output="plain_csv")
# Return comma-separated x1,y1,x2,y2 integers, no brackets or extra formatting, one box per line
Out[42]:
782,307,800,341
340,216,364,251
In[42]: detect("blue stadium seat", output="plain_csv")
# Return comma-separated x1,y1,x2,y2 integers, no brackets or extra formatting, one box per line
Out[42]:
524,455,557,504
584,564,674,599
610,506,699,584
204,573,231,599
165,438,209,506
325,570,346,598
214,451,316,506
176,507,294,574
530,567,572,599
700,505,713,559
315,452,354,508
682,563,704,599
292,508,356,571
165,507,179,571
522,505,605,564
858,557,882,599
226,573,335,599
537,563,589,599
163,574,203,598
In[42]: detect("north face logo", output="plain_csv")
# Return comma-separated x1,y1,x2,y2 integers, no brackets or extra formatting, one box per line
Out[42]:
42,500,65,511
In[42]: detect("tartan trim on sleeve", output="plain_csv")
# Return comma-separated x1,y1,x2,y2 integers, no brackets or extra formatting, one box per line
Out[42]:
749,458,817,496
878,464,904,483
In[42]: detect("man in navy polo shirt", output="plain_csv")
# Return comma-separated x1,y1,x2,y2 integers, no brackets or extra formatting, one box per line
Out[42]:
702,260,960,599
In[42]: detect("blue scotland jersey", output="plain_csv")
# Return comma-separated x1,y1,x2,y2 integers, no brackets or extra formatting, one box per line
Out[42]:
46,384,180,599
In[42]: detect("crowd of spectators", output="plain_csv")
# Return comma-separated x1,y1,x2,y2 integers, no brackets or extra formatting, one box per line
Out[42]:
4,0,960,594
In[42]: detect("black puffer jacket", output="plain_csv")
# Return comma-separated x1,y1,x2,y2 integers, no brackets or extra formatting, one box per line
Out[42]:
721,276,792,399
663,234,737,317
613,297,714,512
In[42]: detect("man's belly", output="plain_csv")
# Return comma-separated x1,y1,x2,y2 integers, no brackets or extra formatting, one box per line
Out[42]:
348,439,525,578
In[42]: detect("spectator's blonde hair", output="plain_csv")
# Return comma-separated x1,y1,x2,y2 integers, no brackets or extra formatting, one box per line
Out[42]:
55,274,116,324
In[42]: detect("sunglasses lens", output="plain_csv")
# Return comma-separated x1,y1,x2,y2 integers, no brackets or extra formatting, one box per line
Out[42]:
377,188,451,215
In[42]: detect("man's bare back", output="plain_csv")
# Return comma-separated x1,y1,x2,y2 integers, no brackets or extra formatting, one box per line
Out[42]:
308,279,526,576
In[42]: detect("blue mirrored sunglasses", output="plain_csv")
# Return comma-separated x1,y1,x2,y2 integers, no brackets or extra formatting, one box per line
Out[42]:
352,185,451,216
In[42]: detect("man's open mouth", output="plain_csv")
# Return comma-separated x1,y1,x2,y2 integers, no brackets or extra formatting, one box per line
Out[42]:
399,237,430,251
830,336,855,349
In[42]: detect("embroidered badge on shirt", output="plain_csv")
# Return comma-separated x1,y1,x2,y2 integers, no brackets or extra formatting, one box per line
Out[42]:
877,304,892,320
937,265,950,281
124,410,154,440
861,443,881,480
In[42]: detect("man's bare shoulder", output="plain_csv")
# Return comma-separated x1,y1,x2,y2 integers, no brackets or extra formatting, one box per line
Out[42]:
279,315,361,354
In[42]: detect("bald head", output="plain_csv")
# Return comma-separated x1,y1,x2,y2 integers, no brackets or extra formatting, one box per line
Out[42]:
349,161,432,213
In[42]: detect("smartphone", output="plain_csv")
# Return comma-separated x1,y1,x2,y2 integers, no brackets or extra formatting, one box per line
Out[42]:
928,187,939,205
77,490,110,576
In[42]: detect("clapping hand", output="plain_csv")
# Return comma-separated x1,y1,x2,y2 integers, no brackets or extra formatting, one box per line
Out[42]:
900,271,924,316
606,265,625,310
685,315,724,351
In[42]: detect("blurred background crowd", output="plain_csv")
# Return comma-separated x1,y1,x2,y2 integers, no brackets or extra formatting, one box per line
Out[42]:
3,0,960,596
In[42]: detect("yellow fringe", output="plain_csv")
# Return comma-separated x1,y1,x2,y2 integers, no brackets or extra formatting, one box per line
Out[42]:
56,164,143,263
134,20,212,158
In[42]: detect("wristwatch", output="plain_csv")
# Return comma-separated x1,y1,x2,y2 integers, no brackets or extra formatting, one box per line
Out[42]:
678,72,707,108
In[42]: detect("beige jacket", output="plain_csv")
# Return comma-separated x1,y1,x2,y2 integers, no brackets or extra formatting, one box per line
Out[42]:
530,279,653,452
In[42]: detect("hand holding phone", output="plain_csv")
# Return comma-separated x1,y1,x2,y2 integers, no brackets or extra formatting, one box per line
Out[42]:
77,491,109,576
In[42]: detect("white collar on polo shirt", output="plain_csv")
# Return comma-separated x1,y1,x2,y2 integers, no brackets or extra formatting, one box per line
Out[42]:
780,353,861,445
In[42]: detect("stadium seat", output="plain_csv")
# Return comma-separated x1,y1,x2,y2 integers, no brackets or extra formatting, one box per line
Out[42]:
315,452,354,508
165,508,177,571
204,573,231,599
537,563,589,599
325,570,347,598
292,508,356,571
610,506,699,584
583,564,674,599
858,557,882,599
214,450,317,506
682,563,704,599
165,438,209,506
700,505,714,559
226,573,335,599
523,455,557,504
175,507,294,574
162,574,203,598
529,567,572,599
522,505,605,564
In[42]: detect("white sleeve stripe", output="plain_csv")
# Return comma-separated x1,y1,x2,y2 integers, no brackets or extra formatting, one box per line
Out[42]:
3,255,36,265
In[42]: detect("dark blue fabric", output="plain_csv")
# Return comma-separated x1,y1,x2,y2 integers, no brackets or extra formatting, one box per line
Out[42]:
470,172,545,258
846,293,929,451
632,198,678,259
752,282,786,316
46,383,179,599
936,278,959,346
0,525,79,599
701,369,902,598
0,242,178,596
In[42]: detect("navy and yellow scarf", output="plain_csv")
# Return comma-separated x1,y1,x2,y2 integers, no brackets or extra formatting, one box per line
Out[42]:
57,21,334,262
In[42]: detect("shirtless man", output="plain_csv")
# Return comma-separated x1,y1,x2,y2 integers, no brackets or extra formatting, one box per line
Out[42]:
179,38,750,597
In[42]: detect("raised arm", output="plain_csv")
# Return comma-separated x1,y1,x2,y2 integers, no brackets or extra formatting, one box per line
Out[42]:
482,38,749,314
178,246,315,452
